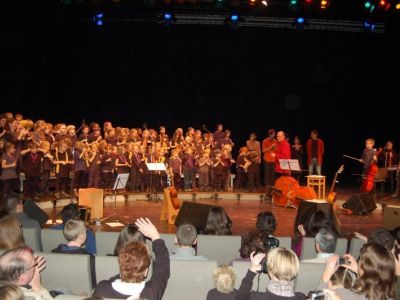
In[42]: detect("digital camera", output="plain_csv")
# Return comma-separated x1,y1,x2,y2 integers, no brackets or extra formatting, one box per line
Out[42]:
263,236,280,250
308,290,325,300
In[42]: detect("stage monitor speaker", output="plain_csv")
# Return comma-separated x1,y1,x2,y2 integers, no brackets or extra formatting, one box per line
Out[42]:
23,199,49,225
342,193,377,216
174,201,227,231
383,205,400,230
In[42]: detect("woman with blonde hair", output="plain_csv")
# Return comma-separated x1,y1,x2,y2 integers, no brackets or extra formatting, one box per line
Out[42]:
0,284,24,300
207,265,237,299
237,247,306,299
0,215,25,251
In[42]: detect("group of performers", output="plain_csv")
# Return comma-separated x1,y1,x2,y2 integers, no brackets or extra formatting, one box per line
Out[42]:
0,112,399,202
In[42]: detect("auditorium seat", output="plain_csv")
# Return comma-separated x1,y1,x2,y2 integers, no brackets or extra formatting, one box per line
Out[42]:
232,260,270,292
55,296,120,300
300,237,347,260
37,252,93,296
95,231,120,256
197,235,241,264
41,229,66,252
295,262,326,294
349,237,366,258
23,227,42,252
277,237,291,250
163,260,217,300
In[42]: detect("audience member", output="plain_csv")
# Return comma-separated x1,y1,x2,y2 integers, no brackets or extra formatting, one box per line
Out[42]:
320,242,396,299
0,215,25,251
93,218,170,299
113,224,145,256
0,247,53,299
301,228,337,263
170,223,207,261
236,247,306,299
0,283,24,300
207,265,237,299
202,207,232,236
5,194,41,230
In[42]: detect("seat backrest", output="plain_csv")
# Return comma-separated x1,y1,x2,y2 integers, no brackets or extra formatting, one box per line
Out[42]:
301,237,347,260
197,235,241,265
163,260,217,300
349,238,366,258
232,260,270,292
37,252,93,295
23,227,42,252
95,255,119,284
295,262,326,295
277,237,291,250
95,231,120,256
41,228,66,252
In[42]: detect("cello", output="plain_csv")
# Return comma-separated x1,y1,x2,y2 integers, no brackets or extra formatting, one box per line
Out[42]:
272,176,317,208
167,167,181,209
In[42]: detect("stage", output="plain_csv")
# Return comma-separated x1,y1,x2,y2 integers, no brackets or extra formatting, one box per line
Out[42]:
38,185,399,238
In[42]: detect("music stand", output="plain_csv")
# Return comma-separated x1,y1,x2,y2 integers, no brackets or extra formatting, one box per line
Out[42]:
277,159,301,209
101,173,129,223
146,163,166,202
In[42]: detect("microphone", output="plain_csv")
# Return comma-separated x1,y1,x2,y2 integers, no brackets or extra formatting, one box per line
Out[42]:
202,124,207,130
82,119,86,126
143,122,148,129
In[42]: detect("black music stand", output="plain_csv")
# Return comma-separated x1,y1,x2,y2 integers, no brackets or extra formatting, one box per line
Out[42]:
101,173,129,223
146,163,165,202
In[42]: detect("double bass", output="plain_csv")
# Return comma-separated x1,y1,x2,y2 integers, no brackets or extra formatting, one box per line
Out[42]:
272,176,317,208
167,167,181,209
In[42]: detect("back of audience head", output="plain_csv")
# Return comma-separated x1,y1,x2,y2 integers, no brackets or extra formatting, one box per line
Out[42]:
118,242,151,283
60,204,80,224
176,223,197,247
306,210,332,237
267,247,299,282
367,228,395,251
256,211,276,237
240,230,266,258
393,226,400,247
202,207,232,236
0,216,25,250
0,247,35,285
315,228,337,254
354,242,396,299
114,224,145,256
0,283,24,300
4,194,21,214
63,219,87,245
212,265,236,294
329,266,354,289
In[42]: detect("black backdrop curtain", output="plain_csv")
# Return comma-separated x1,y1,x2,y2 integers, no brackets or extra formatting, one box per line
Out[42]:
1,2,399,181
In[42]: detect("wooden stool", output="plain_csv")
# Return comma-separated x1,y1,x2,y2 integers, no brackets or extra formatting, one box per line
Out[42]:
306,175,326,199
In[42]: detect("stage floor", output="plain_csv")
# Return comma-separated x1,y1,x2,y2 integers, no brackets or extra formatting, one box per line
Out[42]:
41,186,400,238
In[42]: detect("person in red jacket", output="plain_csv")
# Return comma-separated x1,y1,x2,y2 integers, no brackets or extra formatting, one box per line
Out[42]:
272,131,291,177
306,130,325,175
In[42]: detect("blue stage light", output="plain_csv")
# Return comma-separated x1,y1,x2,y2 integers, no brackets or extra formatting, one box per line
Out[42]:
230,14,239,22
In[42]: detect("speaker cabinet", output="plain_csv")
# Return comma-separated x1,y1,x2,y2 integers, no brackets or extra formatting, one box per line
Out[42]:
23,199,49,225
174,201,226,231
79,188,104,219
342,193,376,215
384,205,400,230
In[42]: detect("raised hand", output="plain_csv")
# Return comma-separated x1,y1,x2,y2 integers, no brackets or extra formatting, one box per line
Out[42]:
135,218,160,241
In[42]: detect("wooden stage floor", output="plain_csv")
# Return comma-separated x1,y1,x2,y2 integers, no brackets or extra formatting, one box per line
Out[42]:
42,186,400,238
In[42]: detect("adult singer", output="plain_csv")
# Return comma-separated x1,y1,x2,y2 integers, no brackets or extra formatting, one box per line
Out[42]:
271,131,291,178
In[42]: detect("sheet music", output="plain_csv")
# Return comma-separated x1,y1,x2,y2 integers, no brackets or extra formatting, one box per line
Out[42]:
288,159,301,171
146,163,167,171
278,159,290,170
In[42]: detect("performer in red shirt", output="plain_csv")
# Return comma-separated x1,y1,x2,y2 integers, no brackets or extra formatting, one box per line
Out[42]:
272,131,291,177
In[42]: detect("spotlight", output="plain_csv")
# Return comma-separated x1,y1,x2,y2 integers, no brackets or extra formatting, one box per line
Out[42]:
92,12,104,26
396,2,400,9
294,17,307,30
215,0,225,8
249,0,257,6
364,0,376,12
261,0,268,6
289,0,298,9
320,0,329,9
363,20,376,32
226,13,243,29
160,12,176,26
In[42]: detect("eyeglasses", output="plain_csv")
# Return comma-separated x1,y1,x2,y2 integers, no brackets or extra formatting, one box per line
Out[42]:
24,262,38,272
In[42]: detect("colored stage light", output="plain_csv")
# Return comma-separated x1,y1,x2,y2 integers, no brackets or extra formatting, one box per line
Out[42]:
396,2,400,9
320,0,328,8
160,12,176,26
92,12,104,26
363,20,376,32
231,14,239,21
249,0,257,6
296,17,305,24
164,13,172,20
